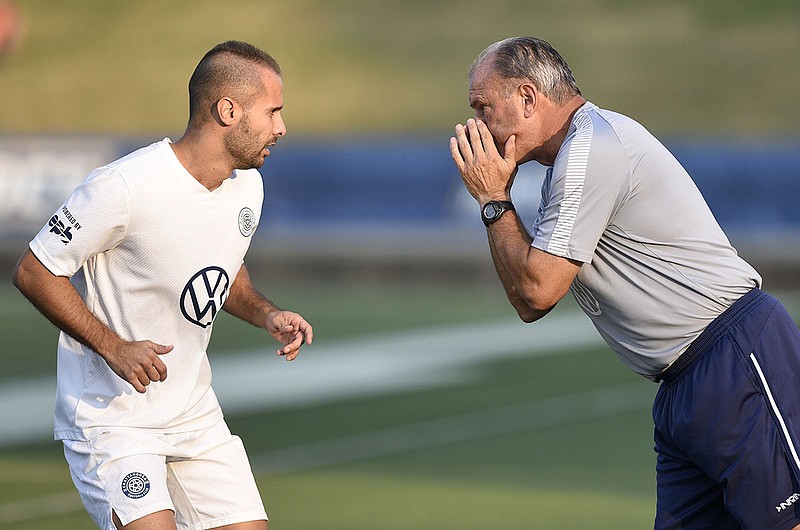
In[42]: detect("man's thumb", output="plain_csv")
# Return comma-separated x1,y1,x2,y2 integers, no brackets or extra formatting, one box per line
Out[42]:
152,343,174,355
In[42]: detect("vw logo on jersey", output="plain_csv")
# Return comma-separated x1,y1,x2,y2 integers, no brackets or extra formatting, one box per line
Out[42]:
121,472,150,499
238,207,256,237
180,266,230,328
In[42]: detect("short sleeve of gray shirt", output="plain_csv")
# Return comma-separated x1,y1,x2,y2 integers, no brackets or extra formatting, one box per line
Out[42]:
531,102,761,380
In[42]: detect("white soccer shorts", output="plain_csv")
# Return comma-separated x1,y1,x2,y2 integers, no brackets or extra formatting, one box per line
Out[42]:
62,420,268,530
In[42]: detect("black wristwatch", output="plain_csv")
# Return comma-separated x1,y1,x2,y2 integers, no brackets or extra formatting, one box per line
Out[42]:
481,200,515,226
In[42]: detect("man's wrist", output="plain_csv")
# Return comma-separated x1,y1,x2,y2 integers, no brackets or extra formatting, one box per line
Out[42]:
477,193,511,205
481,200,515,226
93,329,125,360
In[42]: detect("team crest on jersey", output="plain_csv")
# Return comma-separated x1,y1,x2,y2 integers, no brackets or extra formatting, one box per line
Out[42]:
121,472,150,499
571,278,602,316
238,207,256,237
180,266,230,328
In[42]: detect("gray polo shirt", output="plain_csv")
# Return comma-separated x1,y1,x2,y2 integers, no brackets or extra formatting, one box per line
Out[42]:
531,102,761,380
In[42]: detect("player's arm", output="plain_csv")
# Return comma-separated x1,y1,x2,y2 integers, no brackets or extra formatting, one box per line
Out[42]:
11,249,171,393
224,263,313,361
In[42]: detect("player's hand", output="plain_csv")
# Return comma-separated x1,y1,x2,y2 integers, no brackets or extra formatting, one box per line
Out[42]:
267,310,313,361
450,118,517,204
103,340,172,393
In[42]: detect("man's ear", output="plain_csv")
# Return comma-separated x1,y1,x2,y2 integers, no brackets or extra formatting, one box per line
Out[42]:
519,84,536,118
214,97,237,126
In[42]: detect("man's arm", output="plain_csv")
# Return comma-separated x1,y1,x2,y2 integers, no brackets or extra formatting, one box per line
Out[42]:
486,212,581,322
11,249,171,393
224,263,313,361
450,119,581,321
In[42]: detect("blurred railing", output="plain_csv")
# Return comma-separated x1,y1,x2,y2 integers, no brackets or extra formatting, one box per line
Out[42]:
2,135,798,282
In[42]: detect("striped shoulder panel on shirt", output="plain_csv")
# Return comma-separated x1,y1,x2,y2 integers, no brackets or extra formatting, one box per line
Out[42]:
547,109,594,257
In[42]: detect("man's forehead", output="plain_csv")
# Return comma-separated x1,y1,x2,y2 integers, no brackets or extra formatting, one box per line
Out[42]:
259,69,283,100
469,80,502,105
469,63,504,93
259,67,282,87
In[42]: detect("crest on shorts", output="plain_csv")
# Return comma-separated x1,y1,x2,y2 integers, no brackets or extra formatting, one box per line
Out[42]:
121,471,150,499
238,207,256,237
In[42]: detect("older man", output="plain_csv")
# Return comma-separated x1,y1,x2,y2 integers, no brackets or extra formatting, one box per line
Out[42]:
450,36,800,529
13,41,313,530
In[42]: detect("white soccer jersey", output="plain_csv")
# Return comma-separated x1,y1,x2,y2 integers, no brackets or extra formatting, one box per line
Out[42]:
531,102,761,380
29,139,264,440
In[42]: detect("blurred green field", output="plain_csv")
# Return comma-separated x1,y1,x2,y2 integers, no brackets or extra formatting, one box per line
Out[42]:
2,0,800,136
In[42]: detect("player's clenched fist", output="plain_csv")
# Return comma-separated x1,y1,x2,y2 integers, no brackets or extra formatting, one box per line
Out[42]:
102,340,172,393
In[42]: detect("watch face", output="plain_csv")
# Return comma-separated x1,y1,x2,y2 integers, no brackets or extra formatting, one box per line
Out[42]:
483,203,499,218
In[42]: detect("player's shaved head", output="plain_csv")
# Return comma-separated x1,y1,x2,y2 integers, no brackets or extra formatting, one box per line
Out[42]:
188,40,281,125
469,37,581,105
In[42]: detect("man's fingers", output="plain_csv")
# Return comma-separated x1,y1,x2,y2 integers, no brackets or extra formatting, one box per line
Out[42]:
449,137,466,172
131,361,164,392
301,323,313,345
503,134,517,165
466,119,485,156
454,123,474,164
278,332,304,353
130,371,148,393
140,345,169,386
144,364,160,382
151,359,168,382
476,120,499,156
291,318,313,345
268,312,313,361
148,343,170,381
151,343,174,355
278,332,306,361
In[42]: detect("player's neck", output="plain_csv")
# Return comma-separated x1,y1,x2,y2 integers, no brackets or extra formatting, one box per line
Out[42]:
170,132,233,191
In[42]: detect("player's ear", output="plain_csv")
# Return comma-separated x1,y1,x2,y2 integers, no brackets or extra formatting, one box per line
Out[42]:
519,84,536,118
215,97,238,126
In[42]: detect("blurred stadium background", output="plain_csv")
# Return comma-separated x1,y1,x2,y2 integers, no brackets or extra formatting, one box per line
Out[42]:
0,1,798,528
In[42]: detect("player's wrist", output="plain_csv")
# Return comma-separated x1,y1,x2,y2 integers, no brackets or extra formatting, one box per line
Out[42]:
92,332,125,361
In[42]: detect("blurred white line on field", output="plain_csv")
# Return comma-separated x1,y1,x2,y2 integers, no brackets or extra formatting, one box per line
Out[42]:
0,311,601,446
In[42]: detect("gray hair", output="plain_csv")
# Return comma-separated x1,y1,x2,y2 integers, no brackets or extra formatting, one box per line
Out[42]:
468,37,581,105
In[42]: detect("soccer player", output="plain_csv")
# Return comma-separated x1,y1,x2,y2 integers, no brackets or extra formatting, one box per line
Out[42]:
12,41,313,530
450,36,800,529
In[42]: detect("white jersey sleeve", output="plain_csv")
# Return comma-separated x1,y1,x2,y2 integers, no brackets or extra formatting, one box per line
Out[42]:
30,167,130,277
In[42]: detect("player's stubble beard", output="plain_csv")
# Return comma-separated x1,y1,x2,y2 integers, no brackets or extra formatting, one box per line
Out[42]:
225,112,273,170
